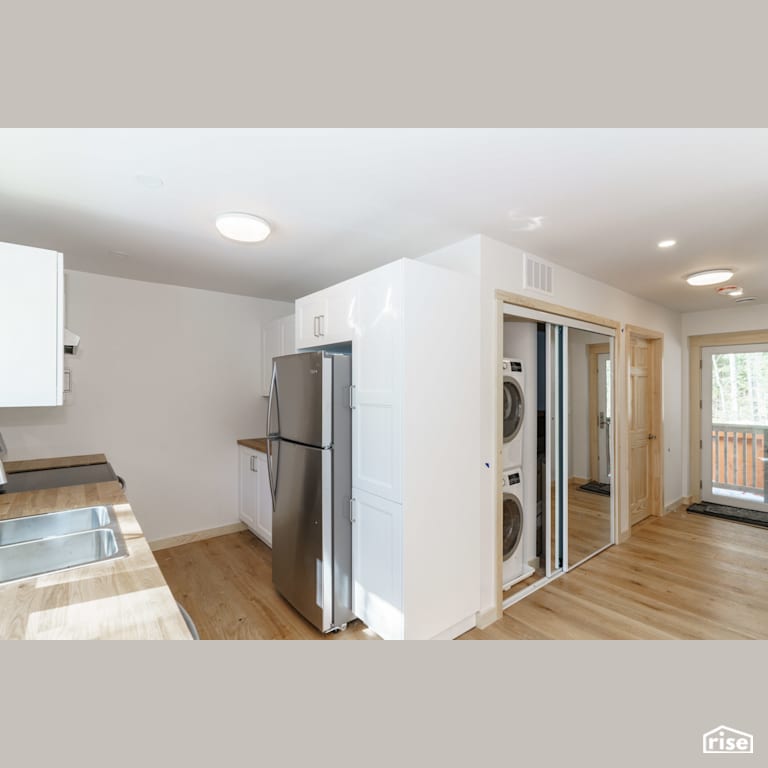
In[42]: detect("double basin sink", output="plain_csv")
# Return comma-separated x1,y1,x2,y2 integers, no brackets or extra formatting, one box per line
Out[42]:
0,505,127,585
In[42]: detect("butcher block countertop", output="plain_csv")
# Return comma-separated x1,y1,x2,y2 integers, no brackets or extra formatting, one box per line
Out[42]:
237,438,269,453
0,455,192,640
5,453,108,473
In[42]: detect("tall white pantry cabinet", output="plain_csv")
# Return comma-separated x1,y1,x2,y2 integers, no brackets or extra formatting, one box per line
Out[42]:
0,242,64,407
295,258,482,640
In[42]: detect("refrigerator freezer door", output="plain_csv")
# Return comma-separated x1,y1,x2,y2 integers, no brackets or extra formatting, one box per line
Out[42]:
271,351,331,448
271,438,332,631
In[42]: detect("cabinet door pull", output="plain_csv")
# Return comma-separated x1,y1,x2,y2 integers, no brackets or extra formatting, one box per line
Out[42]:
313,316,319,337
318,314,324,336
349,497,356,523
348,384,356,409
250,455,258,472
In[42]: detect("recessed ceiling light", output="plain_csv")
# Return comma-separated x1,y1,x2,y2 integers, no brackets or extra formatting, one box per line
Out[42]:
135,174,164,189
685,269,734,286
215,212,271,243
716,285,744,297
657,239,677,248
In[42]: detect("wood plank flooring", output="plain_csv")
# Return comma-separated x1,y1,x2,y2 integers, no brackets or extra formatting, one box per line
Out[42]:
156,508,768,640
154,530,376,639
566,482,611,566
465,508,768,639
503,483,611,599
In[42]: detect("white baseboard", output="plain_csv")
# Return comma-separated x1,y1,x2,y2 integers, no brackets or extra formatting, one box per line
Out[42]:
431,615,477,640
149,522,247,551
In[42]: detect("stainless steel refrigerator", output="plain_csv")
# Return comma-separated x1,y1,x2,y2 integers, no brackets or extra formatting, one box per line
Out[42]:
266,350,355,633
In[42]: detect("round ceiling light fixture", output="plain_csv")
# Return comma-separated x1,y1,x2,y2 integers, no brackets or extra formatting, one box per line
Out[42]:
657,239,677,248
685,268,734,286
716,285,744,297
215,212,272,243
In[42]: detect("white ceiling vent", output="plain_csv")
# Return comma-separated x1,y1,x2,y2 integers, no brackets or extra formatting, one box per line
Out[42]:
523,253,554,295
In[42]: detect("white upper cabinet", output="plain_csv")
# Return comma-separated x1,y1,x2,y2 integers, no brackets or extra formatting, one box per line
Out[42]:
295,278,357,349
262,314,295,396
0,242,64,407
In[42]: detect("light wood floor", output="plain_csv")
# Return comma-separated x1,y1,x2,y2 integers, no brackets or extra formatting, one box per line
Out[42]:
465,508,768,639
154,531,376,640
567,482,611,566
156,508,768,640
503,483,611,599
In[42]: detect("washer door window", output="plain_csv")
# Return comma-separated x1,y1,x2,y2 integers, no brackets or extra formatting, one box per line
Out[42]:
503,377,524,443
502,494,523,560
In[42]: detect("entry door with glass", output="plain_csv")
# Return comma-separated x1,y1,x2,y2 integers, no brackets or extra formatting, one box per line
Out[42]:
702,344,768,513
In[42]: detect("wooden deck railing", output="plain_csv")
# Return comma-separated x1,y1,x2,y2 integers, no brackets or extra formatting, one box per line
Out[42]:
711,423,767,497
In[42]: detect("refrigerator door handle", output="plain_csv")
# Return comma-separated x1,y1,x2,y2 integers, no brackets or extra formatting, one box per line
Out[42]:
266,362,280,511
266,438,279,514
266,361,279,438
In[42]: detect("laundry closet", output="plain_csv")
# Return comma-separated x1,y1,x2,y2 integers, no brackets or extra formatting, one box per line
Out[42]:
501,305,616,606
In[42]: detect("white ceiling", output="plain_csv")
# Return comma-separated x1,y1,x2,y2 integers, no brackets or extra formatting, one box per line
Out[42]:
0,128,766,312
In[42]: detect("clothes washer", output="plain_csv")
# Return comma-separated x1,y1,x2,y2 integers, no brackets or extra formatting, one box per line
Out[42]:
502,358,525,470
501,466,535,589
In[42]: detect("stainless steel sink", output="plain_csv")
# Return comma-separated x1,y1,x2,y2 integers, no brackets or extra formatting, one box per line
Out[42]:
0,506,111,546
0,505,127,585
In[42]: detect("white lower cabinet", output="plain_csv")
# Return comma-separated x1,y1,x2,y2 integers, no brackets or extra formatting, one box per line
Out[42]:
238,446,272,546
351,488,404,641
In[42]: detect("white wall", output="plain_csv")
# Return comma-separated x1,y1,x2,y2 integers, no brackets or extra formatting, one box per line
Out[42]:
682,303,768,337
420,235,685,618
680,303,768,495
0,270,292,542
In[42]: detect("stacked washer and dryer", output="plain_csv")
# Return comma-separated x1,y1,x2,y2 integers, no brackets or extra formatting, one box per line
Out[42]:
501,358,536,588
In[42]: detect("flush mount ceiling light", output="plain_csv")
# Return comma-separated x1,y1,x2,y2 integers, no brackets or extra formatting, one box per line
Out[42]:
215,212,271,243
685,268,734,286
716,285,744,297
657,239,677,248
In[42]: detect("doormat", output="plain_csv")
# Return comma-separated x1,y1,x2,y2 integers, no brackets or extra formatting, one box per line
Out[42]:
579,481,611,496
686,501,768,529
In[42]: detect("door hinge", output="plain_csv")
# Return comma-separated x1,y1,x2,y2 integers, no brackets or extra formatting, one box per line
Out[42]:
699,359,702,369
700,480,703,489
700,439,702,449
699,400,702,409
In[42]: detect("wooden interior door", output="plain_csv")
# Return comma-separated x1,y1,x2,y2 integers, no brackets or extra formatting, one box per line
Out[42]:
629,337,653,524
